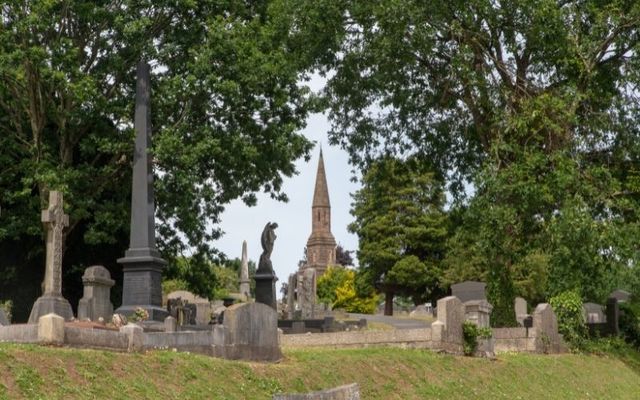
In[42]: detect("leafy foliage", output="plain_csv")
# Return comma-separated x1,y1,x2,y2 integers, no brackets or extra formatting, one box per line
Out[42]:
619,302,640,350
317,266,378,314
349,157,448,313
549,290,587,350
462,321,493,356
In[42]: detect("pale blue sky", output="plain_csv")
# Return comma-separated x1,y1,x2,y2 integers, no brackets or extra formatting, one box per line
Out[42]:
215,111,361,296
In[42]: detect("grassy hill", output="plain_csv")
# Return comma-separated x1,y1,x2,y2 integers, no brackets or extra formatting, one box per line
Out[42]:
0,343,638,399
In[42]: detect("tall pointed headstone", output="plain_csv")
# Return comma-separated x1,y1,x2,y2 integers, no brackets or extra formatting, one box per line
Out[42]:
28,191,74,323
116,61,168,321
239,241,251,300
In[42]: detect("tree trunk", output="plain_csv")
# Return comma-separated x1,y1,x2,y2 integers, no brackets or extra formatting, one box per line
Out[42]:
384,291,394,316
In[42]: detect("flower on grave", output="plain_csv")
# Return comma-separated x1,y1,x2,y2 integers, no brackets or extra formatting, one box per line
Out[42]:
131,307,149,322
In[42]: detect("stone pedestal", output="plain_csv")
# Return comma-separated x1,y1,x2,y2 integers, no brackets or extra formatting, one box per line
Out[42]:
29,295,73,324
116,250,168,321
255,271,277,311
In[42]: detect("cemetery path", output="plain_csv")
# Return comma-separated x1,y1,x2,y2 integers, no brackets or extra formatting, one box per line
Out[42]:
348,313,432,329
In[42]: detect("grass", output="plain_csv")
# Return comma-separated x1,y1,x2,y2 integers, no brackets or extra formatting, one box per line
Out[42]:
0,342,637,399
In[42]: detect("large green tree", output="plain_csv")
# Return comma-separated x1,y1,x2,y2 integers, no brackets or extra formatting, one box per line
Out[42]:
287,0,640,323
0,1,316,320
349,157,448,315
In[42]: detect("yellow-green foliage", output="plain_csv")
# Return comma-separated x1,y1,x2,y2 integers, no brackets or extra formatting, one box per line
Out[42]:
317,266,378,314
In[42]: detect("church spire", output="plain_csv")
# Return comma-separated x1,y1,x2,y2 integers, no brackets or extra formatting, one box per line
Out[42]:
312,148,331,208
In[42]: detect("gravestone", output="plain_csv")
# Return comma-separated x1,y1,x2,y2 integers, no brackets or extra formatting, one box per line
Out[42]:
222,302,282,361
0,310,8,326
451,281,486,303
286,273,297,319
239,240,251,300
116,61,168,321
514,297,528,326
609,289,630,303
167,290,211,325
298,268,317,319
410,304,431,317
432,296,465,348
255,222,278,310
532,303,562,353
605,297,620,335
28,191,74,323
583,302,605,323
77,265,115,322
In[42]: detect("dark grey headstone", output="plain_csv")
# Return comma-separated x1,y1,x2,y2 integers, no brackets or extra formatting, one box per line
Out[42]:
605,297,620,335
609,289,631,303
116,61,167,321
451,281,487,303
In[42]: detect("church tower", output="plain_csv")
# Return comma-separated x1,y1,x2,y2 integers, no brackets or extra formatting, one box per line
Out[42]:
304,149,337,276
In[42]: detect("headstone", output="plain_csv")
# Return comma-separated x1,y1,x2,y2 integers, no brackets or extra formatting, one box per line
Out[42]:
410,304,431,317
0,309,9,326
273,383,360,400
451,281,486,303
514,297,528,326
164,316,177,332
533,303,562,353
239,241,251,300
286,273,297,319
28,191,74,323
609,289,631,303
605,297,620,335
583,302,605,323
255,222,278,310
77,265,115,322
116,61,168,321
464,300,493,328
298,268,317,319
436,296,465,345
167,290,211,325
222,302,282,361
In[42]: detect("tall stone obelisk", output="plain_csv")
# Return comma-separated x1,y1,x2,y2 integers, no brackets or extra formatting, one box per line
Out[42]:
116,61,168,321
239,241,251,300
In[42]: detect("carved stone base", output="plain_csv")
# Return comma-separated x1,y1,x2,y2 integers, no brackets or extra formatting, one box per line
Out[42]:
28,294,74,324
255,272,277,311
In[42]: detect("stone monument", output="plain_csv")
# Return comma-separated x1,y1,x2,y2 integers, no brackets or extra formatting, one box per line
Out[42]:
116,61,168,321
255,222,278,310
28,191,74,323
239,240,251,300
298,268,317,319
77,265,115,322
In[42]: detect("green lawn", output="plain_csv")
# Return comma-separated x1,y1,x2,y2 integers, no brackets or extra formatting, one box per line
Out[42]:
0,343,638,399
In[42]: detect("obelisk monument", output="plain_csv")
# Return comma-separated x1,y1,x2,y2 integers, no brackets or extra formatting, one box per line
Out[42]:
116,61,168,321
239,241,251,300
28,191,74,323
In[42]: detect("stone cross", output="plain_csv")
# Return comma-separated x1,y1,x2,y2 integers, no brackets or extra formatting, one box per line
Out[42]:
41,191,69,295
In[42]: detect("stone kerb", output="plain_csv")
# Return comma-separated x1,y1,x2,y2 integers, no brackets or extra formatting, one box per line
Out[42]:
222,302,282,361
532,303,564,353
432,296,464,353
78,265,115,322
38,313,65,345
273,383,360,400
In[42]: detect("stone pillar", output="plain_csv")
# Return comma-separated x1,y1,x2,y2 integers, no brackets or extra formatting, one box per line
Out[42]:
286,273,297,319
239,241,251,300
298,268,317,319
78,265,115,322
116,61,168,321
28,191,74,323
464,300,493,328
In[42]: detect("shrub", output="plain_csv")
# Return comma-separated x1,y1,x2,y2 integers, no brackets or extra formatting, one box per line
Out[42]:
0,300,12,323
549,290,587,350
619,302,640,350
462,321,492,356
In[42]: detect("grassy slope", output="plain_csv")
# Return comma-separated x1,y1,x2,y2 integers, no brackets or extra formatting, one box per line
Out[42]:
0,343,638,400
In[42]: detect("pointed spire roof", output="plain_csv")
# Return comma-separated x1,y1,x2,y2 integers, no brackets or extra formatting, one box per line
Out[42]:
312,148,331,208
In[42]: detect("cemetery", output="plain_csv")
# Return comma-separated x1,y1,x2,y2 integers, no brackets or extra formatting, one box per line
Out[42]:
1,1,640,399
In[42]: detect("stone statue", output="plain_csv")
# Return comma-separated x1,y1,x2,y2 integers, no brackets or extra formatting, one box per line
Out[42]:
258,222,278,273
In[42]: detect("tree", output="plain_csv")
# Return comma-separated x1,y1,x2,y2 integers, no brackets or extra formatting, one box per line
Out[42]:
316,265,378,313
349,157,448,315
335,245,354,267
288,0,640,323
0,1,317,319
317,265,352,306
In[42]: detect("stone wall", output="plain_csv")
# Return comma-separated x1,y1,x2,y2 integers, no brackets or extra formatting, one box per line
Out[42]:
281,328,433,349
273,383,360,400
493,303,565,354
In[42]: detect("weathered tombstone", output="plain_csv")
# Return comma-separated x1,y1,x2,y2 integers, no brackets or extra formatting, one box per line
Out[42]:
28,191,74,323
255,222,278,310
164,316,177,333
239,240,251,300
609,289,630,303
514,297,529,326
298,268,317,319
286,273,297,319
451,281,487,303
432,296,465,350
116,61,167,321
410,304,431,317
464,300,493,328
222,302,282,361
0,310,8,326
167,290,211,325
533,303,562,353
77,265,115,322
583,302,605,324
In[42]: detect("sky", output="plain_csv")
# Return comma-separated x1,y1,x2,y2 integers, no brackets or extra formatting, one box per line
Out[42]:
214,111,361,297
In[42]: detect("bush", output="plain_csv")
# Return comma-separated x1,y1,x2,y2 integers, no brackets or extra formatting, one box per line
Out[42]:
462,321,492,356
549,290,587,350
0,300,12,323
619,302,640,350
